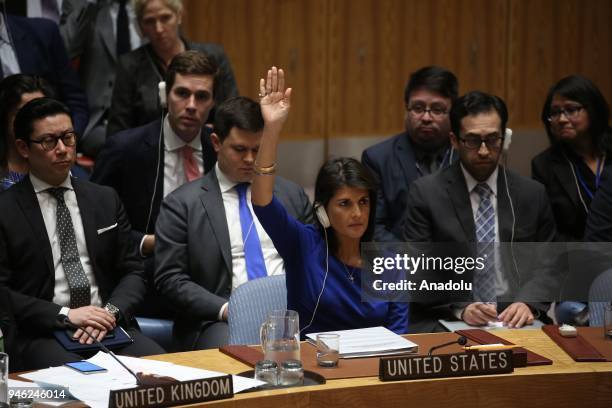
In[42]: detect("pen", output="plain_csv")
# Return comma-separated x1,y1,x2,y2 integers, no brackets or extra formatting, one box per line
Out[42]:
464,344,520,351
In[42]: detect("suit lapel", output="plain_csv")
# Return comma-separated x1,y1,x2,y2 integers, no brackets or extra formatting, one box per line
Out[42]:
14,177,54,277
98,7,117,62
551,155,581,210
395,133,419,184
496,168,514,242
72,178,99,266
446,164,477,241
199,171,232,272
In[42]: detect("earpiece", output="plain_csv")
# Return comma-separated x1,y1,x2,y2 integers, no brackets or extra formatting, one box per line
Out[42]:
503,128,512,152
158,81,167,108
314,202,330,228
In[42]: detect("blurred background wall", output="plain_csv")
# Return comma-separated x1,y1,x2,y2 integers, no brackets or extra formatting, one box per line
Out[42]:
182,0,611,189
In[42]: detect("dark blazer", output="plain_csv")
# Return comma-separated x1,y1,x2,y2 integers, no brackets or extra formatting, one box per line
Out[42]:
107,42,239,137
362,132,420,242
0,176,146,338
91,119,217,247
5,15,89,136
401,162,557,332
154,169,313,349
532,146,592,241
585,171,612,242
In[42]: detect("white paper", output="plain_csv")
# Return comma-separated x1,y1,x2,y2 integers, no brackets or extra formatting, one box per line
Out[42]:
306,326,419,358
438,319,545,332
21,351,264,408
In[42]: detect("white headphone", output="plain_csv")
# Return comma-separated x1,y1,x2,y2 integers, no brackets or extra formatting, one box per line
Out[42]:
314,202,330,228
158,81,167,108
503,128,512,152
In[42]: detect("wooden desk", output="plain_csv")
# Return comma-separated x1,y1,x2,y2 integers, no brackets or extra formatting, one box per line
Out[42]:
145,329,612,408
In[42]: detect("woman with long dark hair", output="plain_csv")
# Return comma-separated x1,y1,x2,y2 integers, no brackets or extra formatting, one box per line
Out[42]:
250,67,408,335
532,75,612,241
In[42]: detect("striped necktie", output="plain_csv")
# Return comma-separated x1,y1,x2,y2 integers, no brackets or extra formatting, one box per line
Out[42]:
473,183,497,302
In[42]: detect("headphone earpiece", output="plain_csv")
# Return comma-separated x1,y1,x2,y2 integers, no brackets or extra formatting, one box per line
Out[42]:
503,128,512,152
314,202,330,228
158,81,167,108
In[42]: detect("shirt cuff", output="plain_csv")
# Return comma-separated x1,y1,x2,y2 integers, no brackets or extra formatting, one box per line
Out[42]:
59,307,70,317
218,302,228,321
452,305,466,320
139,235,148,258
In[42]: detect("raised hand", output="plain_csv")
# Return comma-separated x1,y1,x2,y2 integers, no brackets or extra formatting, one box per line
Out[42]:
259,66,292,129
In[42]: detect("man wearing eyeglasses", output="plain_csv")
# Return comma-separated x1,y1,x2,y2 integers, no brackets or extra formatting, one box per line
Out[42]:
0,97,164,369
362,66,458,243
401,91,557,331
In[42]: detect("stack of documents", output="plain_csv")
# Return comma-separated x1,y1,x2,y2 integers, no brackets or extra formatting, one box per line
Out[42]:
306,326,418,358
20,351,263,408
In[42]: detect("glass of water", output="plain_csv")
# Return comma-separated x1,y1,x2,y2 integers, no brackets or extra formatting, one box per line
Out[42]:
604,304,612,340
316,333,340,367
0,353,8,408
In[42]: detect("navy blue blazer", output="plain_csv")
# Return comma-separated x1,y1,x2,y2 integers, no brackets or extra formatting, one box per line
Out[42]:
91,119,217,248
585,170,612,242
5,15,88,136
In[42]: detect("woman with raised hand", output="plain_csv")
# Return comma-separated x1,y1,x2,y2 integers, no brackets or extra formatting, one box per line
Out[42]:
251,67,408,335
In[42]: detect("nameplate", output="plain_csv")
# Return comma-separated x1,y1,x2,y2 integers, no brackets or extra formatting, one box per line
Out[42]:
108,375,233,408
379,350,513,381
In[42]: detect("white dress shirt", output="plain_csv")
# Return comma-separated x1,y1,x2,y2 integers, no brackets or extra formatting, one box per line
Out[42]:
454,165,508,319
27,0,63,20
30,173,102,309
216,163,285,290
0,14,21,76
162,116,204,198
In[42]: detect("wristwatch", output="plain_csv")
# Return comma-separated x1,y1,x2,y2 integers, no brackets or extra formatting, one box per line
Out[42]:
104,303,120,319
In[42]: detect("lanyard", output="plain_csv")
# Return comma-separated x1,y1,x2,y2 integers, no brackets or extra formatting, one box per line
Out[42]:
574,156,605,200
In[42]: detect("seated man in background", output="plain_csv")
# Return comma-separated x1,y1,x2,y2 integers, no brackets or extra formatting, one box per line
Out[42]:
154,96,312,350
92,51,218,319
401,91,557,332
362,66,458,242
0,98,163,369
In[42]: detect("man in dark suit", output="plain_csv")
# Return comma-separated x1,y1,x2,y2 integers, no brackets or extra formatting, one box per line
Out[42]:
93,50,217,260
401,91,557,332
0,285,21,372
362,66,458,242
1,14,89,136
0,98,163,370
154,96,313,351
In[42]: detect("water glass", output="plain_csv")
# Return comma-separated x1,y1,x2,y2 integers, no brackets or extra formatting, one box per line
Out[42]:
0,353,8,408
254,360,278,386
316,333,340,367
279,360,304,386
604,304,612,340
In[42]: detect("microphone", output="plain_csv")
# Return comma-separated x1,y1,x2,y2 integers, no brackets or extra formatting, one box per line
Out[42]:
427,336,468,356
64,320,176,386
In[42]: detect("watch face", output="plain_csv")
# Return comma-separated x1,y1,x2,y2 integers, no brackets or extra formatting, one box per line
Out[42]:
105,304,119,317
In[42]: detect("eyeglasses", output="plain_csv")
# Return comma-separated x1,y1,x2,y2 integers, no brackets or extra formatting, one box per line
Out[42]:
30,131,77,151
458,136,503,150
547,105,584,122
406,104,448,118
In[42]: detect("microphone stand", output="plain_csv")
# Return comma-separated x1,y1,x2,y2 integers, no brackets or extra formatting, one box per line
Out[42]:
427,336,468,356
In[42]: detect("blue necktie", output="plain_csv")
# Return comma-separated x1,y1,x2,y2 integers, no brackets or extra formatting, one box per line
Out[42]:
474,183,497,302
236,183,267,280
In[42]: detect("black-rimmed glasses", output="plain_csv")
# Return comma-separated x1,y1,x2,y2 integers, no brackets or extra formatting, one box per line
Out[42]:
547,105,584,122
406,104,448,118
30,131,77,151
458,136,503,150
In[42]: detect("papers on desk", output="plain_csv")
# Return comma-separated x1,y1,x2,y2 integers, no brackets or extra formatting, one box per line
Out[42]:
306,326,418,358
21,351,264,408
438,319,544,332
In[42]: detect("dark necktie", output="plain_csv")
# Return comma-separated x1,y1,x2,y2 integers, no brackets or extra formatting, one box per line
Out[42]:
47,187,91,308
41,0,60,23
473,183,497,303
235,183,267,280
116,0,131,56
